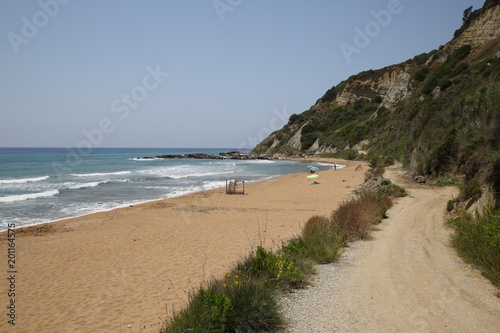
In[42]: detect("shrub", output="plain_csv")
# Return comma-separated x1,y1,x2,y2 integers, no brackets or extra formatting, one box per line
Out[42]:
331,192,388,240
431,177,460,187
447,198,458,212
448,45,471,62
221,275,283,331
321,86,339,102
367,155,395,176
247,246,305,289
439,79,453,90
302,215,331,241
459,174,482,201
448,206,500,287
288,113,300,124
380,183,406,198
381,178,392,186
369,155,381,169
384,156,395,166
301,124,316,134
300,216,345,263
413,51,435,65
452,62,469,77
474,58,500,78
414,67,430,81
280,237,316,274
336,148,359,160
422,76,439,95
165,287,233,332
354,99,367,111
301,132,318,150
165,266,283,332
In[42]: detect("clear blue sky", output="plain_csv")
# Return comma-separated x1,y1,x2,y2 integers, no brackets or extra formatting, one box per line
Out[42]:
0,0,486,148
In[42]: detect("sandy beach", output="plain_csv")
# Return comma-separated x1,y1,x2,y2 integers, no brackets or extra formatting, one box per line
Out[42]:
0,158,367,333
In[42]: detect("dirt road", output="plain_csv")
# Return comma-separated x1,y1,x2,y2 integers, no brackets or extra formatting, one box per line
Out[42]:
281,165,500,332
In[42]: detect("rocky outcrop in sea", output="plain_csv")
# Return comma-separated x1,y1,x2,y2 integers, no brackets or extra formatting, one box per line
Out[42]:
137,151,273,160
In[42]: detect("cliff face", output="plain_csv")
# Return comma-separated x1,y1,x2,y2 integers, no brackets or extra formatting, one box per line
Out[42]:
320,2,500,112
332,66,413,109
448,4,500,49
253,1,500,164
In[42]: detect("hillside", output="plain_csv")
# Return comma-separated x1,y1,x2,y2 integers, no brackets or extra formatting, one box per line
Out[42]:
253,1,500,205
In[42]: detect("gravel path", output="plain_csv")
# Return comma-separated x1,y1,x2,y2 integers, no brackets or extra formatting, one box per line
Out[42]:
279,166,500,332
279,241,368,332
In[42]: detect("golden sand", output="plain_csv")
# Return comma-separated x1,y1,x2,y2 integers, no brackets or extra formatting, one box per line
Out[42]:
0,158,367,333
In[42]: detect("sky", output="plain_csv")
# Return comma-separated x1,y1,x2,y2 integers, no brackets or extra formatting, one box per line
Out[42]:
0,0,487,149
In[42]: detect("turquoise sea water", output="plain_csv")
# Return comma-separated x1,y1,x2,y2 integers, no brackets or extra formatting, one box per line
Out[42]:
0,148,340,232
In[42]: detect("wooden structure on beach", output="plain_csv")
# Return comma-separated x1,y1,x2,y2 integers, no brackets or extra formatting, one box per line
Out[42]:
226,180,245,195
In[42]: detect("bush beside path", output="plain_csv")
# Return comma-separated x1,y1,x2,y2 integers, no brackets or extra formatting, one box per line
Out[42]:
280,164,500,332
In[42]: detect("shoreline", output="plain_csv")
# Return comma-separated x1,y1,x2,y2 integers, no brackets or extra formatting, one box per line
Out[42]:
0,158,367,333
1,159,345,233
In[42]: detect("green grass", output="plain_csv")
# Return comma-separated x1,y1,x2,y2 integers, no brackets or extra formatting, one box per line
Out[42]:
162,186,401,332
448,205,500,288
430,176,461,187
165,273,282,333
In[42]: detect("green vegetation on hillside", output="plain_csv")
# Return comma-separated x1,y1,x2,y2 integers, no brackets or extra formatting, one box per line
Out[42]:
253,42,500,206
252,1,500,289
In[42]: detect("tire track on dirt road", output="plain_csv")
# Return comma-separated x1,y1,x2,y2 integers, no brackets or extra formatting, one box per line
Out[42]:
281,165,500,332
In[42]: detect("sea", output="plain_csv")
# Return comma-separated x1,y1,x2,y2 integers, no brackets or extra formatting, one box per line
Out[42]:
0,148,341,232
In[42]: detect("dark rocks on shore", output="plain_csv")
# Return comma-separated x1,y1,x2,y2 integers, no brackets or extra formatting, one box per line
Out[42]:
137,151,273,160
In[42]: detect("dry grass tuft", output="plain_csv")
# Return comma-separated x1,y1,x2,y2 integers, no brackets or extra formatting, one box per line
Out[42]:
331,192,384,241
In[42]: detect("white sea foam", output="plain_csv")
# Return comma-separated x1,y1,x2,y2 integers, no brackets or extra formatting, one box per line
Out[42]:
70,171,131,177
312,162,347,169
138,166,235,180
163,181,225,198
0,189,59,203
66,181,107,190
168,171,235,179
207,161,237,166
0,175,50,184
242,160,275,164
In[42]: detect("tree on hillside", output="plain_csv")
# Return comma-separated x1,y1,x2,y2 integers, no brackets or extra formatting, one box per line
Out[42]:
463,6,473,22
